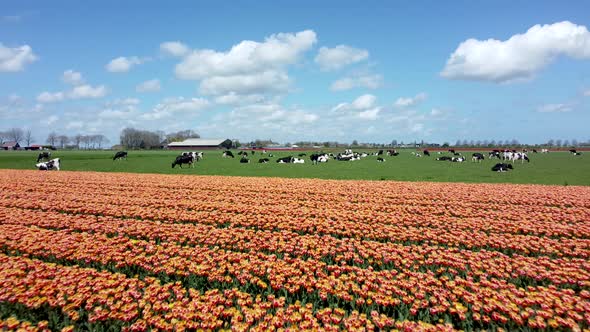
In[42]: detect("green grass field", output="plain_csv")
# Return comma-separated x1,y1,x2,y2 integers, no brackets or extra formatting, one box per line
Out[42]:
1,149,588,185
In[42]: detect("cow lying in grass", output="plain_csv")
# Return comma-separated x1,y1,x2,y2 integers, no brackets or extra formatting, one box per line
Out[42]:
492,163,513,172
36,158,60,171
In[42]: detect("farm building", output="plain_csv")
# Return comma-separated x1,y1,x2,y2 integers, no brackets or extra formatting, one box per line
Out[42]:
166,138,233,150
1,141,20,150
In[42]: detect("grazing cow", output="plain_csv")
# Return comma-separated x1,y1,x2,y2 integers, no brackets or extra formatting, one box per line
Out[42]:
310,153,329,164
569,149,577,154
113,151,128,161
532,149,538,153
489,150,501,159
222,151,235,158
36,151,51,162
292,157,305,164
451,156,466,162
423,150,430,156
377,150,384,156
172,155,194,168
277,156,293,163
492,163,513,172
386,149,397,156
182,151,203,160
377,157,385,162
472,153,484,162
436,156,452,161
36,158,60,171
240,156,250,163
258,158,270,163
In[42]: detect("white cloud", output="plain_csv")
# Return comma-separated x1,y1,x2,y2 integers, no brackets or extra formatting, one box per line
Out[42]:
352,94,376,109
441,21,590,83
537,103,572,113
358,107,381,120
69,84,107,99
141,97,209,120
332,94,380,121
175,30,316,81
66,121,84,130
315,45,369,71
214,92,265,105
330,74,383,91
37,91,65,103
106,56,145,73
62,70,84,85
0,43,38,72
43,115,59,126
199,70,290,95
430,108,442,116
136,79,161,93
37,84,107,103
160,41,189,57
394,92,427,108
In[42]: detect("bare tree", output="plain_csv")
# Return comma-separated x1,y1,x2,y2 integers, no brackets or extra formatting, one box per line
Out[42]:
57,135,69,149
46,132,58,147
73,134,82,149
95,134,109,149
24,129,34,147
8,128,24,144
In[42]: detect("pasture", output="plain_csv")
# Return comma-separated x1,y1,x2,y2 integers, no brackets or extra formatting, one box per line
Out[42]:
0,149,588,185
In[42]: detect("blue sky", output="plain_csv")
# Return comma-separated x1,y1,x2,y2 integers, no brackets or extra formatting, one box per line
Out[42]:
1,0,590,145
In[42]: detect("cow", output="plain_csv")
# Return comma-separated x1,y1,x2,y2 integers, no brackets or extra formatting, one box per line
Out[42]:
298,153,306,157
386,149,397,156
292,157,305,164
36,158,60,171
222,151,235,158
377,157,385,162
489,150,501,159
258,158,270,163
310,153,329,164
436,156,452,161
492,163,513,172
472,153,484,162
251,150,255,155
423,150,430,157
240,156,250,163
451,156,466,162
182,151,203,160
569,149,577,154
532,149,538,153
574,152,582,156
277,156,293,163
172,155,194,168
541,149,549,153
448,149,456,154
36,151,51,162
268,153,274,157
377,150,384,156
113,151,127,161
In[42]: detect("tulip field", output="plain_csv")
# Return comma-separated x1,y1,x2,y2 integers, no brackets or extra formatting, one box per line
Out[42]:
1,169,590,331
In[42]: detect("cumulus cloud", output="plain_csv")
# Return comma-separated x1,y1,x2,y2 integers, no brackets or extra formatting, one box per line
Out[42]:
176,30,316,80
62,70,84,85
441,21,590,83
330,74,383,91
160,41,189,57
105,56,146,73
358,108,381,120
0,43,38,72
43,115,59,126
213,92,265,106
141,97,209,120
394,92,427,108
536,103,572,113
136,79,161,93
199,70,290,96
37,84,107,103
315,45,369,71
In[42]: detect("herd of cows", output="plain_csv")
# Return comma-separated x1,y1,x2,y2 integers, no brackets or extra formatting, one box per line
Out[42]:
31,148,582,172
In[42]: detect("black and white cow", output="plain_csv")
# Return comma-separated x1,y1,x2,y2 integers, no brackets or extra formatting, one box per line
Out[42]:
36,151,51,162
258,158,270,163
472,153,484,162
377,157,385,162
436,156,452,161
240,156,250,163
569,149,577,154
182,151,203,160
423,150,430,157
310,153,329,164
222,151,235,158
451,156,466,162
172,155,194,168
489,150,501,159
574,152,582,156
532,149,538,153
277,156,293,163
377,150,384,156
292,157,305,164
36,158,60,171
386,149,397,156
113,151,127,161
492,163,513,172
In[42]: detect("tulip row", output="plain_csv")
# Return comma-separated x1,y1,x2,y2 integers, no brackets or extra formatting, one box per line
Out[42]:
2,206,589,290
1,223,589,330
0,253,459,331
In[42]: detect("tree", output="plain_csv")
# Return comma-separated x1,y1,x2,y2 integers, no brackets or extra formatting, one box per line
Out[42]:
95,134,109,149
547,139,554,147
454,140,461,147
46,132,58,147
555,139,562,147
351,140,359,147
166,129,200,143
572,139,578,147
391,139,398,147
563,139,570,147
120,128,160,149
73,134,82,149
8,128,24,144
24,129,33,147
57,135,69,149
